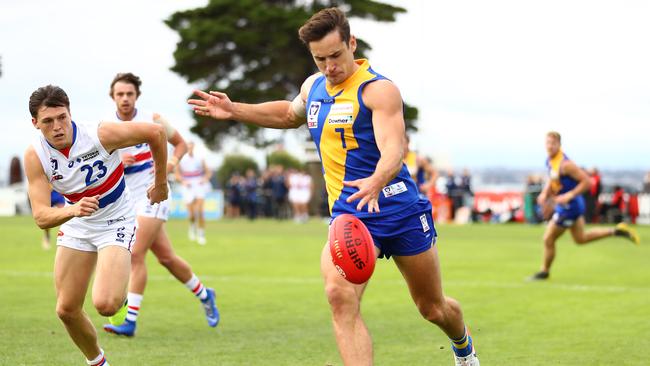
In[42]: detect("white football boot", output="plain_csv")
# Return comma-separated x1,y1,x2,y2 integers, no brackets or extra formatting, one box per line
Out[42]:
454,347,480,366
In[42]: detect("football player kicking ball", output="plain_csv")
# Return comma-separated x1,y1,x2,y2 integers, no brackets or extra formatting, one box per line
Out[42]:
103,73,219,337
188,8,479,366
24,85,168,366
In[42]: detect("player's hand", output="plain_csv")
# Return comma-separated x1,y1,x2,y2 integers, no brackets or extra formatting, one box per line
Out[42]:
147,183,168,204
554,192,573,205
188,90,234,120
536,193,547,206
343,176,383,213
70,195,100,217
121,153,136,166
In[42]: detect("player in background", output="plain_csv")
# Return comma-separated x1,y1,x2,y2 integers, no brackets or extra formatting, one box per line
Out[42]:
287,167,313,223
103,73,219,337
42,188,65,249
529,131,640,280
24,85,168,365
175,141,212,244
188,8,479,366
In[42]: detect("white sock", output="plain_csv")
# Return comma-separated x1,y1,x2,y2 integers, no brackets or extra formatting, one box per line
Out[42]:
197,228,205,238
126,293,143,322
184,274,208,301
86,349,108,366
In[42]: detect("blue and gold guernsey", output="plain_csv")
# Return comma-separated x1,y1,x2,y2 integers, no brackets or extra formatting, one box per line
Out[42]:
307,59,421,219
306,59,435,257
546,150,585,227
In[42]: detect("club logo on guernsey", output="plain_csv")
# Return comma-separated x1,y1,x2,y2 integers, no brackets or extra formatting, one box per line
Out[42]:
308,101,321,128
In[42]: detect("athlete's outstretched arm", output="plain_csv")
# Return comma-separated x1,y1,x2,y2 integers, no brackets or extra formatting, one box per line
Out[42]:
344,80,406,213
188,75,319,129
24,146,100,229
153,113,187,173
98,121,168,204
555,161,591,205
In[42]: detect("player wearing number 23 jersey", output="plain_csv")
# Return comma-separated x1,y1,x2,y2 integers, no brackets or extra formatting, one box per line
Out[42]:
32,121,136,252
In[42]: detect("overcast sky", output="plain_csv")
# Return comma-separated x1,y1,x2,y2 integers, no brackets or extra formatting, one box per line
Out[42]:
1,0,648,180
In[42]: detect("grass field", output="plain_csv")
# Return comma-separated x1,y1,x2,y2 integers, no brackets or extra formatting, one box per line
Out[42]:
0,216,648,365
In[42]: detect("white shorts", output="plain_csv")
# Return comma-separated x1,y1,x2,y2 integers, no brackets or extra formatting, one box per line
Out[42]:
133,196,170,221
289,190,311,205
57,216,137,253
182,180,210,204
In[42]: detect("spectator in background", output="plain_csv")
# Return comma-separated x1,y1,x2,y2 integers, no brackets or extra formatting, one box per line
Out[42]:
610,185,625,223
225,173,243,218
583,167,602,223
243,168,259,220
445,169,464,220
643,172,650,193
9,156,23,185
270,165,289,219
524,174,544,223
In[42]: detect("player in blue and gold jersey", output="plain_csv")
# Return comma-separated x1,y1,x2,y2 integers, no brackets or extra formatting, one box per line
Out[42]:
530,131,640,281
189,8,480,365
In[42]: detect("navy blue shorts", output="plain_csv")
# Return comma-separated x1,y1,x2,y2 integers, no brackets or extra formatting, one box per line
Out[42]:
359,200,436,259
552,196,585,228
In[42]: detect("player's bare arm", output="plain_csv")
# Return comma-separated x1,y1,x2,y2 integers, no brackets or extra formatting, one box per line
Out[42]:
98,121,168,203
188,74,319,129
555,161,591,205
344,80,405,213
24,146,99,229
201,159,212,183
153,112,187,173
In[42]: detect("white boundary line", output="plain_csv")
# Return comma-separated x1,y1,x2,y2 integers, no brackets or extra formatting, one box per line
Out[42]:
1,270,647,293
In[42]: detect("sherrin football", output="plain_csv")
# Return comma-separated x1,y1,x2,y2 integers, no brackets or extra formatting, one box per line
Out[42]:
328,214,376,284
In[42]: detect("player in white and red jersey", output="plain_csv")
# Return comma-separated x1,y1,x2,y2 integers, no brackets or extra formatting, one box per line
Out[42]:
102,73,219,338
175,141,212,244
287,168,313,223
24,85,168,366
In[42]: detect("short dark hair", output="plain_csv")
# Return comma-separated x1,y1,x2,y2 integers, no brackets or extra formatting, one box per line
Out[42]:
298,7,350,45
110,72,142,97
28,85,70,118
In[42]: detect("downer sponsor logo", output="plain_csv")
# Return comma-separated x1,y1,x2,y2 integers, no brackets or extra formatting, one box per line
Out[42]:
328,115,353,125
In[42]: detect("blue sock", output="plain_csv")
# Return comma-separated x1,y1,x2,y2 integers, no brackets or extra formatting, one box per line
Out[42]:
450,328,473,357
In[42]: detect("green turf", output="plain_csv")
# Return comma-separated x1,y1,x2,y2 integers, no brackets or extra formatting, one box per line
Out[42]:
0,216,648,365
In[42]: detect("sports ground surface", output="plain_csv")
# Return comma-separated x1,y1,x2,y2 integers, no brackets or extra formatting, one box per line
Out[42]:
1,216,648,365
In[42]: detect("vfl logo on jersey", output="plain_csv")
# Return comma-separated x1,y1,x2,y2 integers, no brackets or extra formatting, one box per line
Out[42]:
420,214,430,232
307,101,321,129
382,181,408,198
328,115,353,125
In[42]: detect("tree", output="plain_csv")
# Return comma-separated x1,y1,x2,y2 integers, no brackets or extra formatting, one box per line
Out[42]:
166,0,418,149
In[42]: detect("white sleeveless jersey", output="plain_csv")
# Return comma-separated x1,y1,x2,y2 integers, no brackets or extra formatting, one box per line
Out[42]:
114,109,156,197
32,121,133,226
179,154,205,182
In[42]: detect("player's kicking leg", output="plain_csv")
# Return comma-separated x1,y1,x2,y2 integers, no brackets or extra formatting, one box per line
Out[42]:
54,247,111,366
320,243,373,366
150,229,219,327
393,246,480,366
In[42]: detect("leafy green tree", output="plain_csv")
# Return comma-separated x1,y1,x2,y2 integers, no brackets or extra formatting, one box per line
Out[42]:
267,150,303,170
166,0,417,149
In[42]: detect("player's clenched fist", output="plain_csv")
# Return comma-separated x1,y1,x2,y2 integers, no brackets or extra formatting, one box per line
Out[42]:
147,183,168,204
70,195,100,217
